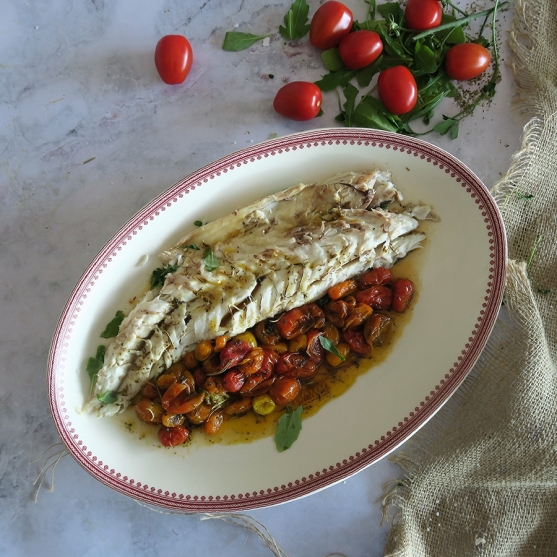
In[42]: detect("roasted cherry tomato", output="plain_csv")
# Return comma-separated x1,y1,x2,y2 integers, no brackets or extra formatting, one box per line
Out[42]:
237,347,264,376
269,376,302,405
363,313,393,346
310,1,353,50
445,43,491,80
224,397,253,416
192,367,207,389
405,0,442,31
276,352,318,380
391,278,415,312
276,304,325,340
324,299,349,329
377,66,418,115
222,369,246,393
306,329,325,365
135,398,163,423
219,339,252,370
141,382,158,399
240,372,267,394
355,285,392,310
154,35,193,85
186,403,212,425
338,30,383,70
162,383,205,414
342,328,371,356
358,267,393,288
273,82,322,121
253,320,280,346
158,424,190,447
203,411,224,435
344,302,373,329
328,279,358,300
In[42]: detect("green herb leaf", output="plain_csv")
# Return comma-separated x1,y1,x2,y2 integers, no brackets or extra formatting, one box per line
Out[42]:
203,248,220,272
97,391,118,405
356,54,383,87
222,31,271,52
279,0,310,40
86,345,106,393
353,96,402,132
341,83,359,127
515,192,534,200
322,47,344,72
433,117,459,136
379,200,392,210
182,244,200,250
100,311,125,339
315,69,358,92
194,220,203,227
414,40,439,75
150,264,178,289
435,14,466,44
275,406,303,452
319,335,346,361
376,2,404,25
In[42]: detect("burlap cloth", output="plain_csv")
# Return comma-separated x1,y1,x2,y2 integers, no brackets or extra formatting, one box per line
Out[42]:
382,0,557,555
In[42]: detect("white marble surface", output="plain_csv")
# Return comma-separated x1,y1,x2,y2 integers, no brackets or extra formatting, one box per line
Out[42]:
0,1,522,556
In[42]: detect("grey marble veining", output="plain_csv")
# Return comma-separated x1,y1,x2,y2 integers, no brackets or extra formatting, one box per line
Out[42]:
0,1,522,556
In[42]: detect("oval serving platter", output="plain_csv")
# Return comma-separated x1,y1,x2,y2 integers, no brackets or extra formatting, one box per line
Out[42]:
48,128,506,511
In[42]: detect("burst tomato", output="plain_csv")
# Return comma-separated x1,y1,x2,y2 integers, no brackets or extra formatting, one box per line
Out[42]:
391,278,415,312
405,0,442,31
158,425,189,447
445,43,491,80
377,66,418,115
273,82,322,121
310,1,353,50
355,285,393,310
154,35,193,85
338,30,383,70
269,376,301,405
276,304,325,339
358,267,393,288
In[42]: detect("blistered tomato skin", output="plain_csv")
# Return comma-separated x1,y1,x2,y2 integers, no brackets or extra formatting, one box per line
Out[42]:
154,35,193,85
338,30,383,70
310,1,354,50
273,82,322,121
391,278,415,313
377,66,418,115
158,425,189,447
445,43,491,80
405,0,442,31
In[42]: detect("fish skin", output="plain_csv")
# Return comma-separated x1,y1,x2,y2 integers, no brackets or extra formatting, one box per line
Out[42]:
85,170,432,416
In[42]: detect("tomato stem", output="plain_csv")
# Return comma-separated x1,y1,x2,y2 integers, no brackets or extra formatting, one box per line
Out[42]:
411,1,510,41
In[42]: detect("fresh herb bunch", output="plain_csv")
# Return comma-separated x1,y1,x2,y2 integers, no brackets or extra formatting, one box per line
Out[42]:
318,0,507,139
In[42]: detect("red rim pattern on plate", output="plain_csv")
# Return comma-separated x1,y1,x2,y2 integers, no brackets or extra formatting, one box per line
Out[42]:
48,128,506,511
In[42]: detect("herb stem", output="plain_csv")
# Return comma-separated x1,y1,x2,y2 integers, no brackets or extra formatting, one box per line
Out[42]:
411,2,510,41
444,0,468,16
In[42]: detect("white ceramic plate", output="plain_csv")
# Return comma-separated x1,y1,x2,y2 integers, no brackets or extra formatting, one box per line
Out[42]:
48,128,506,511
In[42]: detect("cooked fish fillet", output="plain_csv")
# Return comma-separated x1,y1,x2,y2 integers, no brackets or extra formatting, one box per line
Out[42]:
85,170,433,416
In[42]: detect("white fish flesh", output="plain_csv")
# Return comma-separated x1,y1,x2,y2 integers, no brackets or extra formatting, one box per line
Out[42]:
85,170,434,416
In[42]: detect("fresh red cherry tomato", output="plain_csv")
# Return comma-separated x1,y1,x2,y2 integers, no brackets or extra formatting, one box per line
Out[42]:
158,424,189,447
310,1,353,50
405,0,442,31
377,66,418,115
154,35,193,85
391,278,415,312
273,82,322,121
338,30,383,70
445,43,491,80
